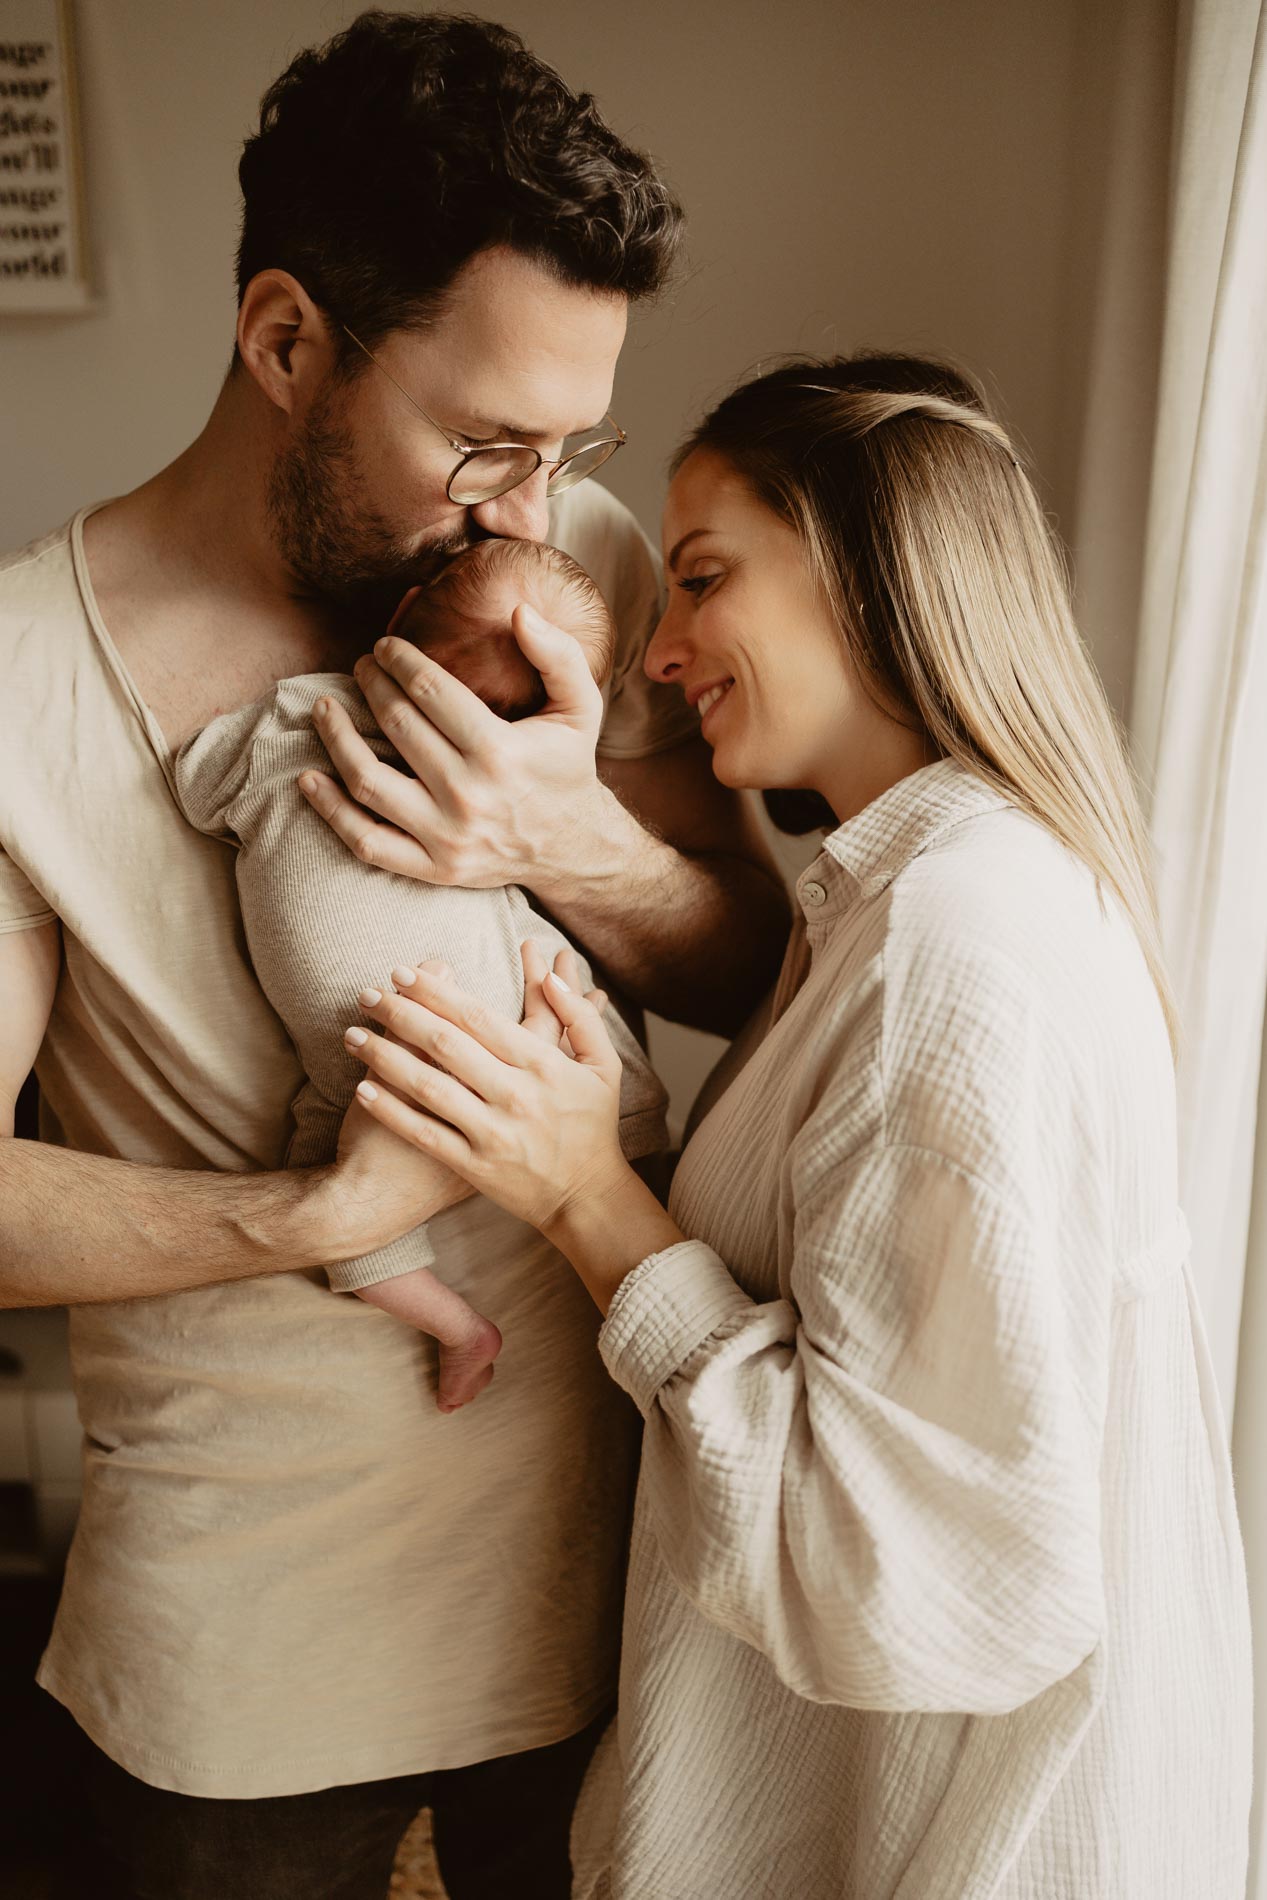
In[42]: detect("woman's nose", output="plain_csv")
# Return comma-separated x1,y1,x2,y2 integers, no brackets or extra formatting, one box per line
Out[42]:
469,468,552,544
644,604,690,683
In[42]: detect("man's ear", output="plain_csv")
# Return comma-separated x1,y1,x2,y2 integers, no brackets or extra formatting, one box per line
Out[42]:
236,269,332,416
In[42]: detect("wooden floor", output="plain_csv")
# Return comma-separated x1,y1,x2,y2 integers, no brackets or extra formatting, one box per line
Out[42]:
391,1809,449,1898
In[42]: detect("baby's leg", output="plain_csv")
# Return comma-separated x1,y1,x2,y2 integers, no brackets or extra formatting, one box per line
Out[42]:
355,1267,502,1413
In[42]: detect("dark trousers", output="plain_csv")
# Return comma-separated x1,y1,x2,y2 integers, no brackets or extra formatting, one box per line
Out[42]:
71,1707,611,1900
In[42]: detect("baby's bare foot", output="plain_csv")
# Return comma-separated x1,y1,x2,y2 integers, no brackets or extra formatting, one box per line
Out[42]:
436,1313,503,1414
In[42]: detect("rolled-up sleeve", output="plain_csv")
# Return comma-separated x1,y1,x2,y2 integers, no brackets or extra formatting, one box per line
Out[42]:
599,1140,1106,1715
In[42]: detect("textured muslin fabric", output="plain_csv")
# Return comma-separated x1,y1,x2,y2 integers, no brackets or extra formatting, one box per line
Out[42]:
172,675,668,1293
572,759,1252,1900
0,480,693,1796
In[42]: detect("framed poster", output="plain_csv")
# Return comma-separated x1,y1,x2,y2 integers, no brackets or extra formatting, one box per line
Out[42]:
0,0,91,312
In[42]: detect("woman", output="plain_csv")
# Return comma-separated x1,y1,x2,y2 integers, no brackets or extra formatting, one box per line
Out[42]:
344,355,1252,1897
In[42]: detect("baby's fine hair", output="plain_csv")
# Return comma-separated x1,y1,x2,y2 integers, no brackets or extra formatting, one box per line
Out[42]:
431,538,615,680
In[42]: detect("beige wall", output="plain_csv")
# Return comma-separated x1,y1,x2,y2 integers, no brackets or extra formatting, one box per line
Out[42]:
0,0,1173,1124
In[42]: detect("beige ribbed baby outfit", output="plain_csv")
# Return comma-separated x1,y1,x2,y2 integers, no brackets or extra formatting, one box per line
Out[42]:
174,674,668,1293
574,760,1251,1900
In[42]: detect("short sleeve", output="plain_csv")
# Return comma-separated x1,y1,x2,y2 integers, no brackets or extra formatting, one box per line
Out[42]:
547,482,700,760
0,844,55,934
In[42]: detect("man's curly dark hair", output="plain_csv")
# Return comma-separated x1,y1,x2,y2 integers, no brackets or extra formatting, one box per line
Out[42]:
236,10,683,361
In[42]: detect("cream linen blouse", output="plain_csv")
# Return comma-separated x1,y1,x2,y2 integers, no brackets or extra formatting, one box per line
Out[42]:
575,760,1252,1900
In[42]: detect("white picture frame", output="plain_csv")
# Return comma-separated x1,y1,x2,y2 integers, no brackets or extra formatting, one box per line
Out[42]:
0,0,91,313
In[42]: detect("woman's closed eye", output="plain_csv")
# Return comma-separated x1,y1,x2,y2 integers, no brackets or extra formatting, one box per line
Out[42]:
676,573,721,597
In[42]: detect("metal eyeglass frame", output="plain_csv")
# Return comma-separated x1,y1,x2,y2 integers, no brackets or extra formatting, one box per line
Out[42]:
340,323,626,506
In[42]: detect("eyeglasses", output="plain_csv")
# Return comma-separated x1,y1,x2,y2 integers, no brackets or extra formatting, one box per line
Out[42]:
340,324,626,507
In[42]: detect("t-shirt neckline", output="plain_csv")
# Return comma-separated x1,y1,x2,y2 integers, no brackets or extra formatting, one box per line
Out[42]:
70,503,179,794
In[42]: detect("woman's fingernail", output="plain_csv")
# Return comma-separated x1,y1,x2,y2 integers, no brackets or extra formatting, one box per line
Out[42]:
358,988,382,1008
298,773,318,797
356,1081,378,1103
314,699,329,719
546,971,571,993
391,966,417,988
345,1026,369,1048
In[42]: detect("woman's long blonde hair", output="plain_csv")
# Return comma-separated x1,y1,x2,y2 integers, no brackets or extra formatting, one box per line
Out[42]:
676,353,1177,1050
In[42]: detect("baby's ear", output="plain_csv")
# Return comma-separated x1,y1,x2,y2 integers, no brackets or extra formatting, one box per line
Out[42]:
383,585,425,640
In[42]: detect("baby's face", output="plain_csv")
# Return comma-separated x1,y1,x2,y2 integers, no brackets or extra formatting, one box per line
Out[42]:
391,552,611,721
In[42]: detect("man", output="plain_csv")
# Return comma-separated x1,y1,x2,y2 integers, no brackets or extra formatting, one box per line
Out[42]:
0,13,788,1898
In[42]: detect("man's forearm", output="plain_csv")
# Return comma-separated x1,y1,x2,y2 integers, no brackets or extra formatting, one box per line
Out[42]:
1,1138,363,1308
528,781,790,1036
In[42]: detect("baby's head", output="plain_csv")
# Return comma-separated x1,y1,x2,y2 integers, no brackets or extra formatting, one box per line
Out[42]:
388,540,615,719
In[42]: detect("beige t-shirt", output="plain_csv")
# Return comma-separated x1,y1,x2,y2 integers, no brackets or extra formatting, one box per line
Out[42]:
0,481,698,1796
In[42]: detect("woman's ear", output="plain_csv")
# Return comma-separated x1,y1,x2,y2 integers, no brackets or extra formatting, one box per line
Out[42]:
236,269,332,416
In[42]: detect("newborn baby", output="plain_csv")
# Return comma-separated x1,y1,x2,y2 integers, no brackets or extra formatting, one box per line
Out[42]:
174,539,668,1410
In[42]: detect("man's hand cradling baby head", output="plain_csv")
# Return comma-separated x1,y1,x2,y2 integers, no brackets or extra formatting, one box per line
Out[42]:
388,540,615,721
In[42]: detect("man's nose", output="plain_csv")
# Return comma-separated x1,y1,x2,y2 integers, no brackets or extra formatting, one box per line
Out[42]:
469,468,551,543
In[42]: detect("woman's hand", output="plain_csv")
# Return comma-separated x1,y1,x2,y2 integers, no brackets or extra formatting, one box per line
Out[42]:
320,948,575,1258
344,941,629,1235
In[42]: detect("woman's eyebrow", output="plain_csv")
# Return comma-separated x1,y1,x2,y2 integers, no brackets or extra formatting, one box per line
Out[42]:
666,528,717,573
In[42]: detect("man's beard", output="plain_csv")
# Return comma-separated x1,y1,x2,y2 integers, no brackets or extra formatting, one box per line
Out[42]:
267,384,472,638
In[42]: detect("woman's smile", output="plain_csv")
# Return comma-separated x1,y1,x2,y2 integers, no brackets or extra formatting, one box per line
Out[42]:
695,679,734,732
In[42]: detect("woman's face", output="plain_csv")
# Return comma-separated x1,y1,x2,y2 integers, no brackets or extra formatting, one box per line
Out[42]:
647,450,882,813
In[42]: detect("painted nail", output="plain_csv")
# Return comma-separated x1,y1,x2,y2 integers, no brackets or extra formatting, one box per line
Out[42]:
358,988,382,1007
546,971,572,992
391,966,417,988
356,1081,378,1103
345,1026,368,1047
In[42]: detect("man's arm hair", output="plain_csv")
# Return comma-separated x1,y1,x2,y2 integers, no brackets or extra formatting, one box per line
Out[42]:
0,924,445,1308
546,737,790,1037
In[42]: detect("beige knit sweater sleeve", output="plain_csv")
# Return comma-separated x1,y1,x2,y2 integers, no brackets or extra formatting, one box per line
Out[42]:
175,675,668,1293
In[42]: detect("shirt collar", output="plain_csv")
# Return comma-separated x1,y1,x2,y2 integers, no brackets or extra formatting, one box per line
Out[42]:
796,758,1012,919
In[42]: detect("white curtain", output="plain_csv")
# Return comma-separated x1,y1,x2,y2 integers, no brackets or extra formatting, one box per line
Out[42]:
1130,0,1267,1411
1128,0,1267,1889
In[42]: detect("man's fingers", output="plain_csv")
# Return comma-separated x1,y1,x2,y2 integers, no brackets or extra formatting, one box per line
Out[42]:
297,770,441,879
511,604,604,728
369,638,501,755
312,692,454,836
